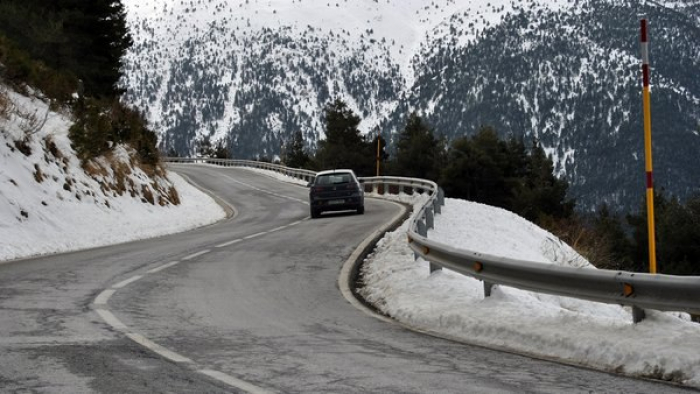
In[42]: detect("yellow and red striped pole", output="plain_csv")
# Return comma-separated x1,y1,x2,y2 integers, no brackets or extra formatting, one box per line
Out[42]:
640,17,657,274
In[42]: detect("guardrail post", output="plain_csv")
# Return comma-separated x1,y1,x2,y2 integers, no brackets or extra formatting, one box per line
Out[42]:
632,306,646,324
438,188,445,207
417,218,441,273
426,207,434,230
433,197,441,215
414,220,426,261
418,220,427,237
484,281,494,297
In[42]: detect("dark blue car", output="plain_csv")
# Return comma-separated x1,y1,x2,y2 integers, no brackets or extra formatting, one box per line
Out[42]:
307,169,364,218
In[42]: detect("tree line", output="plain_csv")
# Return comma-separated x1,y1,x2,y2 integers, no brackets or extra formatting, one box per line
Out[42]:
0,0,158,165
285,98,699,277
284,98,573,223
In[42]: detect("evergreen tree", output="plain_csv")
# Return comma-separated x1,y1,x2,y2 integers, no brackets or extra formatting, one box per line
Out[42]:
440,127,574,221
513,142,575,222
0,0,132,98
440,127,512,208
213,138,231,159
393,112,445,181
64,0,132,97
284,131,310,169
628,192,700,275
590,204,634,270
196,136,214,157
314,98,371,175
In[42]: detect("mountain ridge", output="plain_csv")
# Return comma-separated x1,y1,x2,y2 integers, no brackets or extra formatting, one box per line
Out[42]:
120,0,700,211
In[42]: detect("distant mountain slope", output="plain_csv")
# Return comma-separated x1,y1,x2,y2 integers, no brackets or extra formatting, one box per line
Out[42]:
386,0,700,210
120,0,700,211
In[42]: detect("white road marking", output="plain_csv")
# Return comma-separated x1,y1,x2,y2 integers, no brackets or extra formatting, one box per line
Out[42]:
216,239,243,248
243,232,267,240
95,308,128,331
199,370,275,394
220,172,306,206
126,333,193,364
147,261,180,274
216,219,305,248
183,250,211,261
112,275,143,289
90,170,311,393
94,289,115,305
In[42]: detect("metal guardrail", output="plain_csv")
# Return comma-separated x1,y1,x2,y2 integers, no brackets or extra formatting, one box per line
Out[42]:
164,157,317,182
404,188,700,323
165,157,700,322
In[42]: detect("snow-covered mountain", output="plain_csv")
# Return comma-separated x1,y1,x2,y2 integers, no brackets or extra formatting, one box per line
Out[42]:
120,0,700,211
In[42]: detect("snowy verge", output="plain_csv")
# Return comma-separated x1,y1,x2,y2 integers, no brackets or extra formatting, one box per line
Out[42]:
360,196,700,388
0,86,225,262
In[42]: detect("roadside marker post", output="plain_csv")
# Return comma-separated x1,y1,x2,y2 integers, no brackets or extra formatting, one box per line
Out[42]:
640,17,658,275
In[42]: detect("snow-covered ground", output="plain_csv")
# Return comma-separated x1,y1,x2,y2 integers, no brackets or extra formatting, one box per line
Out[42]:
2,87,699,388
361,196,700,388
0,87,225,262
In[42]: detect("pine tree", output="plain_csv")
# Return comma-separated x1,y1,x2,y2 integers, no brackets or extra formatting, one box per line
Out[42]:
628,192,700,275
394,112,445,181
0,0,132,98
284,131,310,169
64,0,133,97
440,127,512,208
513,142,575,222
314,98,371,175
590,204,634,270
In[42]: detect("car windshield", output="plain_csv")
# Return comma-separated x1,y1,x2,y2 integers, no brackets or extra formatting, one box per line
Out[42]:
316,173,352,185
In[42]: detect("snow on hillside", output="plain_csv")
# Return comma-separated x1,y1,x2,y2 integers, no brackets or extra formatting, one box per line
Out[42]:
0,85,225,262
122,0,505,84
121,0,571,127
361,197,700,388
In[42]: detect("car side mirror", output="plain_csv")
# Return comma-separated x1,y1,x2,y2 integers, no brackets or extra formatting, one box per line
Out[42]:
358,179,365,184
306,182,313,188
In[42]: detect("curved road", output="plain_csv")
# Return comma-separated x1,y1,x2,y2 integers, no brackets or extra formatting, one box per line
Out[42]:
0,164,694,393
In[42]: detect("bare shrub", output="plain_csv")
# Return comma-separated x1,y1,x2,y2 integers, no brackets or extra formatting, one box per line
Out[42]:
44,136,62,159
14,137,31,156
167,186,181,206
540,216,621,269
0,88,11,119
141,184,155,205
18,104,49,135
33,163,44,183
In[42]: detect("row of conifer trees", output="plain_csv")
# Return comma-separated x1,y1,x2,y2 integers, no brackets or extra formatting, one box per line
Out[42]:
284,98,699,276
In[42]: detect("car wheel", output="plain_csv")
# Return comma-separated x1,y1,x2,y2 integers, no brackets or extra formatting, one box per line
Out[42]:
357,206,365,215
311,208,320,219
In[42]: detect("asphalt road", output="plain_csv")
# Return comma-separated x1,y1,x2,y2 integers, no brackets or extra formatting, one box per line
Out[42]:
0,164,695,393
